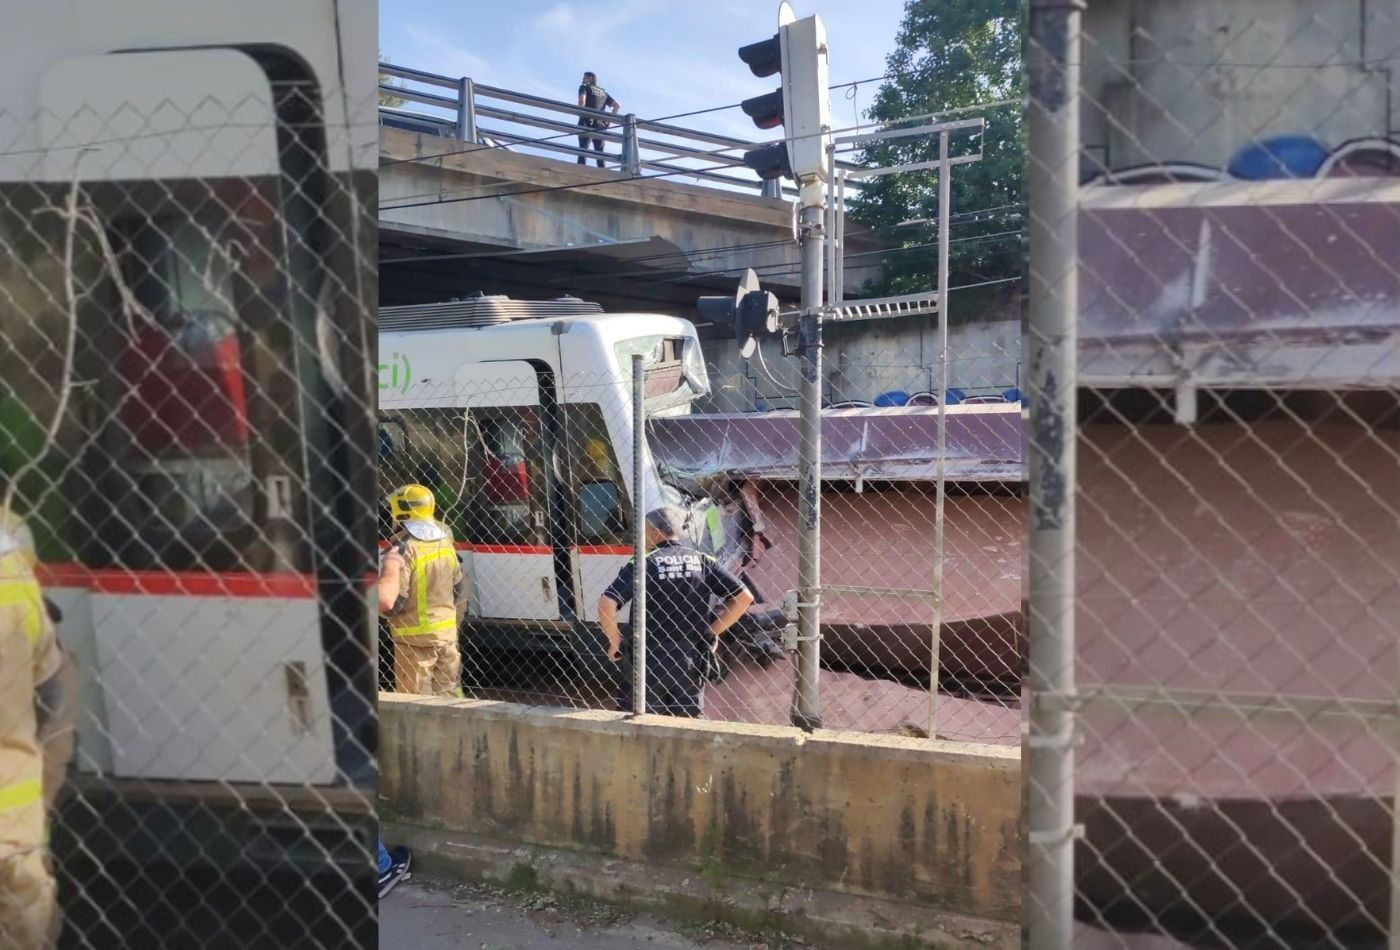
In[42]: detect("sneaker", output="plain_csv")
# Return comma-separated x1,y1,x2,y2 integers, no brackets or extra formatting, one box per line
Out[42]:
378,847,412,898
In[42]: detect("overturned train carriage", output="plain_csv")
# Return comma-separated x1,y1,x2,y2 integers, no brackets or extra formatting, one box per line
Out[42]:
1071,181,1400,939
649,404,1025,697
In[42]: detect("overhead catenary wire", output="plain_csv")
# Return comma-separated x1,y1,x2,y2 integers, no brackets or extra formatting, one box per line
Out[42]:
553,229,1026,289
380,215,1023,270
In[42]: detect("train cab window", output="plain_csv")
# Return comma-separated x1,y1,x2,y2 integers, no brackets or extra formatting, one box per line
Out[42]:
614,335,710,411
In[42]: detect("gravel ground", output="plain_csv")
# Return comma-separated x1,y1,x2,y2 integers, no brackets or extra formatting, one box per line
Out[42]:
380,875,825,950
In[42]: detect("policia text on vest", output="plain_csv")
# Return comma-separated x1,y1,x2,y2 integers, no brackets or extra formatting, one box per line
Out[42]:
382,485,469,698
597,508,754,718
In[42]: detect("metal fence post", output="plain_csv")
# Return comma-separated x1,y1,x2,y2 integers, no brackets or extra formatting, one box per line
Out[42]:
1027,0,1083,947
457,76,477,144
621,114,640,175
1393,725,1400,949
631,353,648,715
929,128,951,739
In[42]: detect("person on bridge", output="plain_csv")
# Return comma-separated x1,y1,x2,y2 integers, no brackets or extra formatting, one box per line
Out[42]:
0,509,74,948
577,71,620,168
597,507,754,717
382,484,468,698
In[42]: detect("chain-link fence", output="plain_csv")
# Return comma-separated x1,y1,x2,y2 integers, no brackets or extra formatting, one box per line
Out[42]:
1030,2,1400,947
377,308,1024,747
1,76,380,948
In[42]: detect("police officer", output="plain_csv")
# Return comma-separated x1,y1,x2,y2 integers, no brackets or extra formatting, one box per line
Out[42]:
597,507,754,717
0,510,73,948
383,484,468,697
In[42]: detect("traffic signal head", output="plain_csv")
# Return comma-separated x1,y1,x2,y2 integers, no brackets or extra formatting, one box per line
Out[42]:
741,142,792,181
736,14,831,187
740,90,784,130
695,269,780,358
738,34,781,78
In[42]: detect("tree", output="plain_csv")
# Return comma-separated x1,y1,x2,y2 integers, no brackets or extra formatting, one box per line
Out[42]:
848,0,1024,300
379,53,405,108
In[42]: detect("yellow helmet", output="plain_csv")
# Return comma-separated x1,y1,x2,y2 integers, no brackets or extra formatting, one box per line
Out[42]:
388,483,435,522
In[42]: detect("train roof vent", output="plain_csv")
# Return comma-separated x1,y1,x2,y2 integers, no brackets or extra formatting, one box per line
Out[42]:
379,293,605,331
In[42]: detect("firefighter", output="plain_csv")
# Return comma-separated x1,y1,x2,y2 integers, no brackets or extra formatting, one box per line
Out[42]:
383,485,468,697
597,507,754,717
0,510,73,948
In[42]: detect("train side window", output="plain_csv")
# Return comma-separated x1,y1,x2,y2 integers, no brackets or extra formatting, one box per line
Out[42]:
377,408,474,539
93,215,258,571
466,407,547,547
562,403,631,546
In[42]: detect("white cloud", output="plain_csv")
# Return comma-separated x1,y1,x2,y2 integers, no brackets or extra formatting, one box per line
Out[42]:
534,2,578,35
399,24,493,80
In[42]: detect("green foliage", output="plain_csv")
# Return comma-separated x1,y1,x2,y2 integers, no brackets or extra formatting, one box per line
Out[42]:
849,0,1025,298
379,53,406,109
505,862,539,891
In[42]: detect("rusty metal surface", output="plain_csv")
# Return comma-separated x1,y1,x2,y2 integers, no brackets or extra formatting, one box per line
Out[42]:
1073,418,1399,934
648,404,1024,483
1077,189,1400,388
1079,186,1400,342
738,484,1024,689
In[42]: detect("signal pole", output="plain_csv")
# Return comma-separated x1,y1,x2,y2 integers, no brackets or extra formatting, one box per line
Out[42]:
732,6,990,731
733,1,832,729
793,184,825,731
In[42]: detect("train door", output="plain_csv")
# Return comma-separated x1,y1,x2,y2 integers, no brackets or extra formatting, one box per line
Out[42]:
380,361,563,623
19,47,375,786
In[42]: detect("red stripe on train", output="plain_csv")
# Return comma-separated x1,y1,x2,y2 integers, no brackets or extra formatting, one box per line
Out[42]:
34,564,317,598
574,545,633,556
460,543,553,555
376,542,631,556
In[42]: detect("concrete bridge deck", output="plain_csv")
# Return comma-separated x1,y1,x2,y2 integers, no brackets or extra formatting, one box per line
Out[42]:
378,127,880,317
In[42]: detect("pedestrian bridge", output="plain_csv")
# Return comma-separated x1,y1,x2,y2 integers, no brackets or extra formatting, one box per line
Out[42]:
377,63,879,317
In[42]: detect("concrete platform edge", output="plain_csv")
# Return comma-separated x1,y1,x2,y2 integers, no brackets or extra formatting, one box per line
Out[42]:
383,820,1020,950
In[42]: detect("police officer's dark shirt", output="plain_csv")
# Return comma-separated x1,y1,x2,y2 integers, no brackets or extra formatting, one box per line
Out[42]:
578,83,617,127
601,540,744,653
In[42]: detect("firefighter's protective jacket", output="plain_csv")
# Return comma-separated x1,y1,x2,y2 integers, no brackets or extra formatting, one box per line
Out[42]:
0,513,61,854
385,518,463,642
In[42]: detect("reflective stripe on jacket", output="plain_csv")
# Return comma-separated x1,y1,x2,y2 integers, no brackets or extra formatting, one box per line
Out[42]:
387,528,461,641
0,540,60,852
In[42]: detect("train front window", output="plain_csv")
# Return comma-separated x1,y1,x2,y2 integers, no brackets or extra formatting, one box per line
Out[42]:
614,335,710,411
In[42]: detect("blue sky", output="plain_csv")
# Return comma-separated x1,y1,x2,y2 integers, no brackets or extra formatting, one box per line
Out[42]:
379,0,909,142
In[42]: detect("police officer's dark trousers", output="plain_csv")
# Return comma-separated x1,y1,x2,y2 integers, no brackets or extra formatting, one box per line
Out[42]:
619,644,702,717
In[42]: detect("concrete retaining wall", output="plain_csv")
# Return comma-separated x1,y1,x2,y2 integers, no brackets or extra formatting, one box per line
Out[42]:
379,697,1021,945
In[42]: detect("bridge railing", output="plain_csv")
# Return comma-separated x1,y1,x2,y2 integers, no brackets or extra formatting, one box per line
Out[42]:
380,62,824,198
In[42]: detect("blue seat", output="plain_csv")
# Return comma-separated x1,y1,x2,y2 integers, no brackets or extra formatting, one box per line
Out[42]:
1228,135,1329,180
